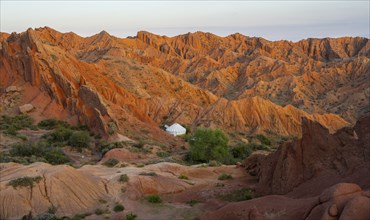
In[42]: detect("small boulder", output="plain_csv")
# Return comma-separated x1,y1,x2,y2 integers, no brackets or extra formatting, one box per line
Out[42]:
5,86,18,93
19,104,34,113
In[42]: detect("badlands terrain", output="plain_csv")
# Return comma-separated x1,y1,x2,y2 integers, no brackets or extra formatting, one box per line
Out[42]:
0,27,369,220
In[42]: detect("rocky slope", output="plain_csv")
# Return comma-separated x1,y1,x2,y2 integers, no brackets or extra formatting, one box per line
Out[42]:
0,27,360,142
0,162,247,219
132,31,370,123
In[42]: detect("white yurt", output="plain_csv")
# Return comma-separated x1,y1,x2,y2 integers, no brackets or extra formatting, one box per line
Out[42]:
165,123,186,136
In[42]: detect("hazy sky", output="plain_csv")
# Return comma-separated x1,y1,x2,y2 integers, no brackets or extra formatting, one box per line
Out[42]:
1,0,369,41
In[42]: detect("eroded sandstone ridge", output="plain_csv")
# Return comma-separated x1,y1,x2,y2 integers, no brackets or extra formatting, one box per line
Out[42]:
2,27,365,140
247,114,370,196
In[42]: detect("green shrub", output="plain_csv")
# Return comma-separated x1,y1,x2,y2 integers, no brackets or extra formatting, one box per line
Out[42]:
189,128,234,164
103,158,119,167
16,134,28,141
113,204,124,212
252,144,270,151
107,121,117,135
38,119,69,130
69,131,90,148
94,208,104,215
256,134,272,146
133,141,144,149
8,176,42,189
178,174,189,180
125,212,137,220
118,174,129,183
231,144,253,159
98,199,107,204
51,54,58,61
156,151,170,158
186,200,199,207
44,148,70,165
0,115,34,135
34,212,57,220
218,173,233,180
45,127,73,142
139,172,157,176
9,140,69,165
71,212,92,220
146,195,162,203
10,142,43,157
47,205,57,214
72,124,89,131
220,188,254,201
4,126,17,136
100,141,129,155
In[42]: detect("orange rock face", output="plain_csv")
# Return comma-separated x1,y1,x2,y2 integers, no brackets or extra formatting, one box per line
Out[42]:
1,27,367,141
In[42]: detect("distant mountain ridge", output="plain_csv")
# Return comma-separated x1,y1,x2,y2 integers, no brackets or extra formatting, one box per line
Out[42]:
1,27,368,141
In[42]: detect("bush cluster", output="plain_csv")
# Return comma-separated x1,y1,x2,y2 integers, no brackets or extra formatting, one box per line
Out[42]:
156,151,170,158
186,200,199,207
0,115,35,136
118,174,129,183
69,131,90,148
220,188,254,202
0,118,94,165
187,128,274,165
8,176,42,189
42,127,91,149
99,141,129,155
146,195,162,203
139,172,157,176
178,174,189,180
218,173,233,180
255,134,272,146
125,213,137,220
37,119,69,130
1,140,70,165
103,158,119,167
113,204,125,212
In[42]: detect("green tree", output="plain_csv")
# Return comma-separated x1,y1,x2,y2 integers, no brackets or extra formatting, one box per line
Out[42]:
69,131,90,148
189,128,233,164
46,127,73,142
230,143,253,159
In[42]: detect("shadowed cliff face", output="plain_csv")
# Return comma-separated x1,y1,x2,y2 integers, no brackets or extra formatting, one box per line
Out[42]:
245,114,370,196
1,27,367,140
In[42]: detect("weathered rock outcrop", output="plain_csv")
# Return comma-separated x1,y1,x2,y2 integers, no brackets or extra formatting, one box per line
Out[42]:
200,183,370,220
0,163,108,219
0,162,246,219
245,114,370,196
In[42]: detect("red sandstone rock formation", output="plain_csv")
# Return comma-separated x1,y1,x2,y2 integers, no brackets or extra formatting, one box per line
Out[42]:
0,27,357,141
248,114,370,196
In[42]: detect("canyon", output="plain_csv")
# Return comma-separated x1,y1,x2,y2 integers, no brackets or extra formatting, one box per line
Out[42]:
0,27,369,219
